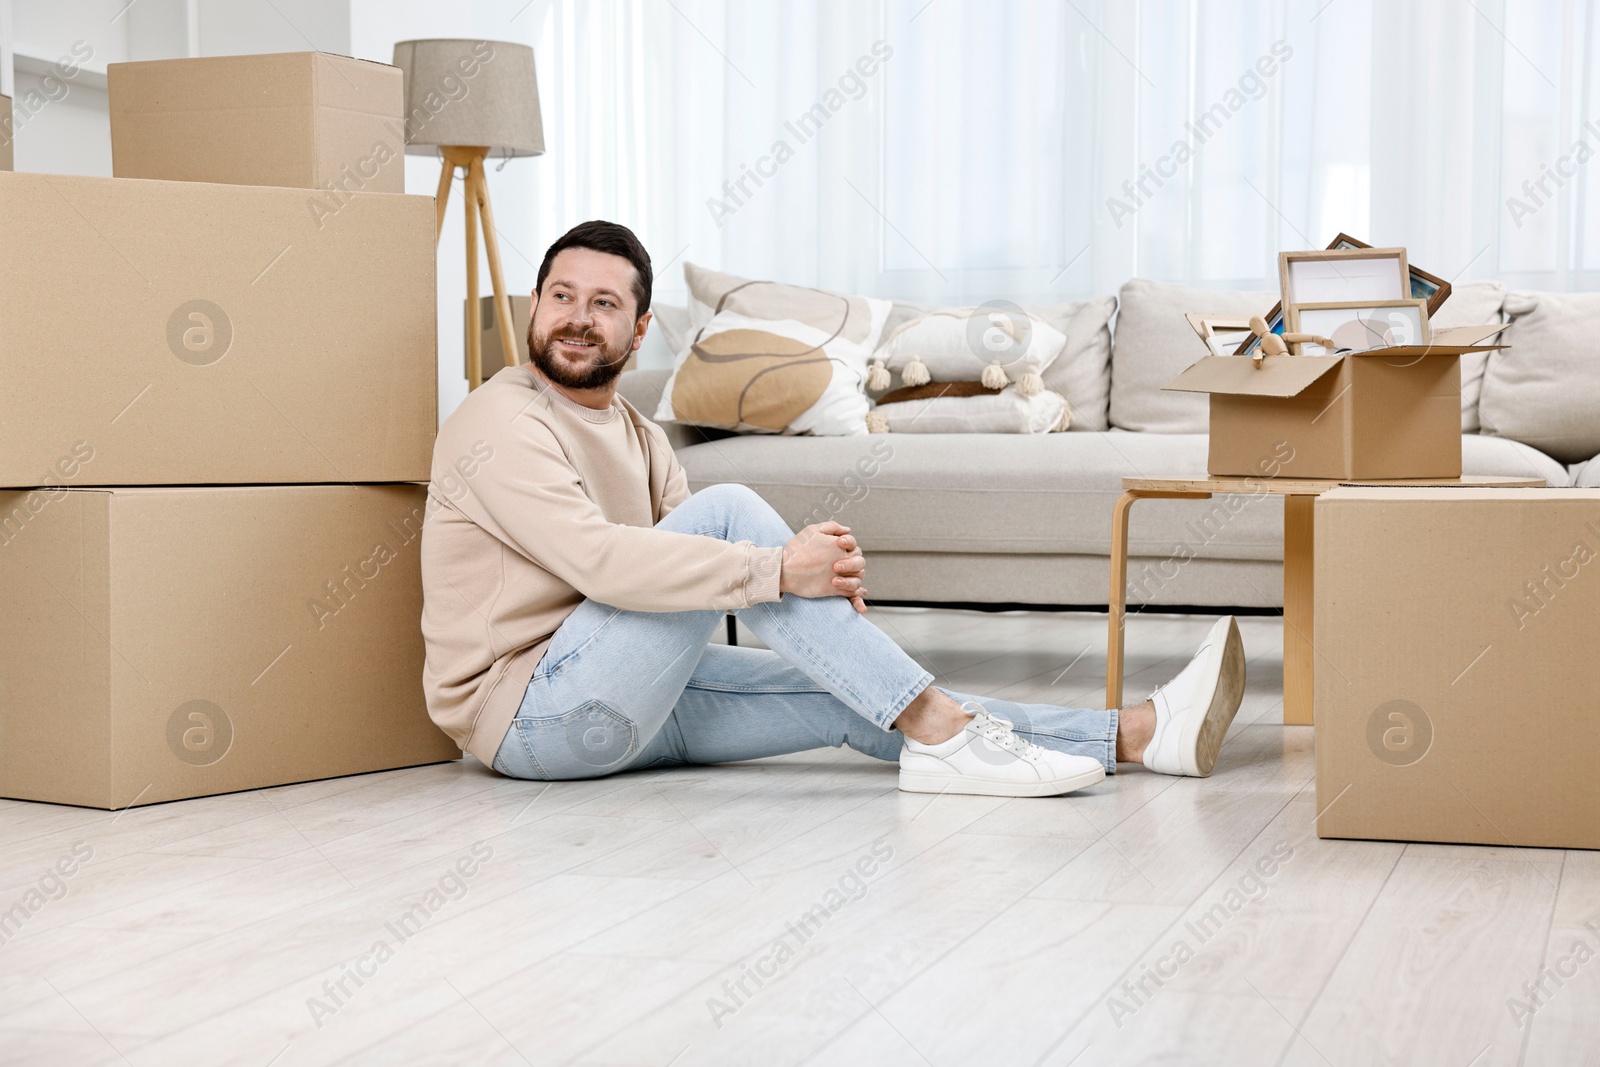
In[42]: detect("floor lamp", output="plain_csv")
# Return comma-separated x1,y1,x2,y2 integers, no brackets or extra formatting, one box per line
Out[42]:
393,39,544,391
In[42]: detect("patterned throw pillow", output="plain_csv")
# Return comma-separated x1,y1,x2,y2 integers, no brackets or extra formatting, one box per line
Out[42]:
655,263,891,435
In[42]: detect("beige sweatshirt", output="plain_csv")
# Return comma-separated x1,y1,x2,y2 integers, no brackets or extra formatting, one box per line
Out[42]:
420,365,784,765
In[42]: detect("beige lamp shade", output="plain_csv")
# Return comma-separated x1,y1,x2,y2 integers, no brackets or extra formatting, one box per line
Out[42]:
392,39,544,157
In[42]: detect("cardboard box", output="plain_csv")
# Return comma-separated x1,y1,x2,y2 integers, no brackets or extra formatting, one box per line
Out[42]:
466,295,638,379
0,484,459,808
1165,347,1485,479
109,52,405,194
1314,487,1600,849
0,171,436,487
1,95,12,172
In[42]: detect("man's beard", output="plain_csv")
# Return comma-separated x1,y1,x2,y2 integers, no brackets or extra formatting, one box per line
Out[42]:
528,322,630,390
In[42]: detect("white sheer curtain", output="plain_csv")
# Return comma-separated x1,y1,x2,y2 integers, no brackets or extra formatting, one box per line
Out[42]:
447,0,1600,317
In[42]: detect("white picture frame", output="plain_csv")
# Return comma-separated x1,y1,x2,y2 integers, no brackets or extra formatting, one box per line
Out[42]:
1280,247,1410,308
1286,299,1431,354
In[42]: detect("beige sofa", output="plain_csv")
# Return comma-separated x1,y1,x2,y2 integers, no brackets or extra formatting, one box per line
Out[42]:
619,280,1594,612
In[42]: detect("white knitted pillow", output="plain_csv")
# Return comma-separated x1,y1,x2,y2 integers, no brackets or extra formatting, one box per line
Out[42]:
869,386,1069,435
872,305,1068,397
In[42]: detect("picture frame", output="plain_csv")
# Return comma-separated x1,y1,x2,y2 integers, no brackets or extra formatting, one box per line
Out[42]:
1331,232,1452,314
1280,247,1410,309
1183,312,1257,358
1235,235,1453,356
1285,298,1431,354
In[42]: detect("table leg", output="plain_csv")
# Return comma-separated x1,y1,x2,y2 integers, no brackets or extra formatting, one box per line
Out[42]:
1282,494,1315,725
1106,490,1211,711
1106,491,1137,711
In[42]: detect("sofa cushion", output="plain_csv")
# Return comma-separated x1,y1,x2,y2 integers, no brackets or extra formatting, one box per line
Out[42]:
673,431,1572,564
881,296,1117,430
649,302,689,366
1573,454,1600,488
1480,291,1600,463
1429,281,1505,432
1460,433,1572,488
856,550,1284,608
674,430,1285,561
1109,279,1276,434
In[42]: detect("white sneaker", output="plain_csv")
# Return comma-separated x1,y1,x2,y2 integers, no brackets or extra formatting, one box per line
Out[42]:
1142,616,1246,777
899,705,1107,797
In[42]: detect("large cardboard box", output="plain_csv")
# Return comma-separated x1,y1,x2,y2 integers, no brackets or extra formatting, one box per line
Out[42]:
0,171,436,487
1314,487,1600,849
0,484,459,808
1165,349,1478,479
109,52,405,194
1,94,12,171
465,294,640,379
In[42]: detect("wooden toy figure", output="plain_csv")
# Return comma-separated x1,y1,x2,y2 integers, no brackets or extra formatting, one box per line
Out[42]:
1247,316,1336,368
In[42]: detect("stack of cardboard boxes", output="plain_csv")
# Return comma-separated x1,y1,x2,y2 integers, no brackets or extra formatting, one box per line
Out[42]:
0,53,458,810
1169,243,1598,850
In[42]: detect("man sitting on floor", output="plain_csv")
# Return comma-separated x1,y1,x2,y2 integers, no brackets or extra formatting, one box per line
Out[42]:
420,221,1247,797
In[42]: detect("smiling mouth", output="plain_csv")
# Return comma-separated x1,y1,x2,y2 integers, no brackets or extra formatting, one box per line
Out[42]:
556,338,598,349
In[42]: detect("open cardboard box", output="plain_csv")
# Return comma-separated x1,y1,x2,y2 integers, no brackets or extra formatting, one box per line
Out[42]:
1166,324,1507,480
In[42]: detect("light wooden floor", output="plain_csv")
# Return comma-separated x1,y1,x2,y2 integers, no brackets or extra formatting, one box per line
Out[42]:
2,608,1594,1067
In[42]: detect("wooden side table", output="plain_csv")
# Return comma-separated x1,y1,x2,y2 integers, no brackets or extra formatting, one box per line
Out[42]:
1106,474,1546,725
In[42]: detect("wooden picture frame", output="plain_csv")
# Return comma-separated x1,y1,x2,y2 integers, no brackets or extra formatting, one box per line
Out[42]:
1184,312,1257,357
1280,247,1410,309
1235,234,1453,356
1331,233,1452,315
1285,298,1431,354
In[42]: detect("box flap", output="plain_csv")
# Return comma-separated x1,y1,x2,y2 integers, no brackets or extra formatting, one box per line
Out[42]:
1164,354,1344,397
1431,323,1509,346
1347,344,1505,358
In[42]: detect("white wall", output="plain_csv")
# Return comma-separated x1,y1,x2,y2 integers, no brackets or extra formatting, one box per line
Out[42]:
2,0,351,178
194,0,348,57
9,73,109,174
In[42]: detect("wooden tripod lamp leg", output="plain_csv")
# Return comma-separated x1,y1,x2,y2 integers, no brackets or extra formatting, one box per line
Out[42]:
463,164,482,392
433,158,453,246
469,154,522,377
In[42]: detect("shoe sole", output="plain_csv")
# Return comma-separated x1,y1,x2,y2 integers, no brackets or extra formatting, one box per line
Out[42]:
1188,617,1246,777
898,763,1107,798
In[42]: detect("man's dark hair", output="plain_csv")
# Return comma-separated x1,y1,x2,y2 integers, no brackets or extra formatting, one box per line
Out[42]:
534,220,652,317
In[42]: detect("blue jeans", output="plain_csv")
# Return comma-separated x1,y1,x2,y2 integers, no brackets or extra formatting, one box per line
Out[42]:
492,484,1118,781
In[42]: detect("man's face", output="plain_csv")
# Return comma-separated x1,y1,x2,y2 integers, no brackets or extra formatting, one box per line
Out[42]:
528,248,650,390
